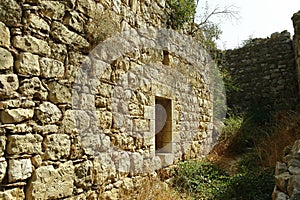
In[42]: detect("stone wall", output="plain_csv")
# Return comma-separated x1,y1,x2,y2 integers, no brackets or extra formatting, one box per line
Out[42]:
0,0,215,199
224,31,299,112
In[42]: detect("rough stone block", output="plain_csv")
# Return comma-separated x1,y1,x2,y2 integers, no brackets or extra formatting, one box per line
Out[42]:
8,158,32,182
0,158,7,183
96,110,112,130
27,13,50,32
7,134,43,155
35,102,62,124
26,162,74,200
0,187,24,200
74,160,93,189
43,134,71,160
0,24,9,43
0,47,13,70
50,22,89,49
0,74,18,91
63,11,84,32
19,77,48,100
40,1,65,20
48,81,72,104
15,52,40,76
1,108,34,123
12,35,51,56
39,57,64,78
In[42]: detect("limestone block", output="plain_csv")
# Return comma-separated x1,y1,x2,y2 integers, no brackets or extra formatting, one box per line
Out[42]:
12,35,50,56
40,1,65,20
64,110,90,133
5,124,32,134
0,22,10,48
48,81,72,104
43,134,71,160
0,188,25,200
26,162,74,200
77,0,97,18
0,99,35,109
27,13,50,32
130,152,143,174
93,155,116,185
96,110,112,130
0,158,7,183
63,11,84,32
7,134,43,155
0,74,18,91
288,175,300,197
49,42,67,62
133,119,149,132
39,57,64,78
1,108,34,123
0,136,5,157
15,52,40,76
0,0,22,26
8,158,32,182
0,47,13,71
33,124,58,134
74,160,93,189
51,22,89,49
35,102,62,124
19,77,48,100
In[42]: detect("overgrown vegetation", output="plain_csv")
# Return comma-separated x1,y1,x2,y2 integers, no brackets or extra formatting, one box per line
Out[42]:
171,109,300,199
172,160,274,200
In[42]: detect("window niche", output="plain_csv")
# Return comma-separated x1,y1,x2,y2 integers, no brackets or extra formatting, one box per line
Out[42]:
155,96,172,153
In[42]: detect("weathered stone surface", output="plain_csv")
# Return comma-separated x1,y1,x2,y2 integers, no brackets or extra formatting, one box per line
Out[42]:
1,108,34,123
0,187,25,200
49,42,67,62
74,160,93,189
40,1,65,20
26,161,74,200
0,99,35,109
40,57,64,78
48,81,72,104
0,136,6,157
27,13,50,33
61,110,90,134
8,158,32,182
96,110,112,130
0,0,21,26
63,11,84,32
51,22,89,49
7,134,43,155
0,74,18,91
86,10,121,45
93,155,116,185
33,124,58,134
0,158,7,183
15,52,40,76
76,0,97,18
0,47,13,71
19,77,48,100
35,102,62,124
0,22,10,48
43,134,71,160
13,35,51,56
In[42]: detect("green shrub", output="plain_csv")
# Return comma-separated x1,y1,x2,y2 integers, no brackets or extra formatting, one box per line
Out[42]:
168,0,196,29
172,160,274,200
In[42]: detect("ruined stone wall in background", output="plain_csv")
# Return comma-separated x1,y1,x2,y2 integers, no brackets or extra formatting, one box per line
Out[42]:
224,31,299,112
0,0,215,199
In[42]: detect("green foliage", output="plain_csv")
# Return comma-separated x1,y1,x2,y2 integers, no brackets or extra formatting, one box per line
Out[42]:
172,160,274,200
168,0,196,29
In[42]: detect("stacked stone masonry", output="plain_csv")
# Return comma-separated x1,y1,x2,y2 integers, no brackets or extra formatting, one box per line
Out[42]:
224,31,299,111
0,0,215,199
272,11,300,200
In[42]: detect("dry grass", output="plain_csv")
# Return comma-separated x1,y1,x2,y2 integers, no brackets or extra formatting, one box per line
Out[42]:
208,110,300,172
119,176,190,200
